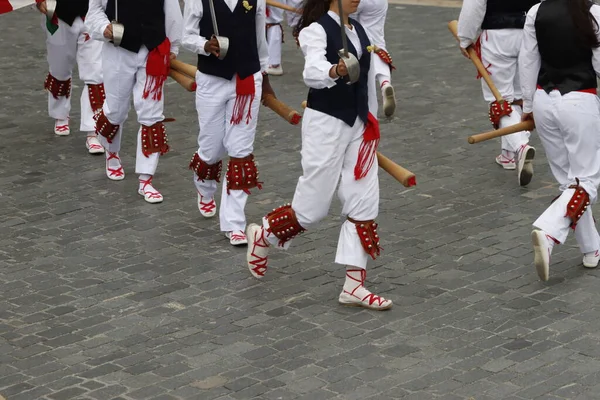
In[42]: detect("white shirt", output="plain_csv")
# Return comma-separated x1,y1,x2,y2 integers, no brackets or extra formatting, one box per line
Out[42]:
457,0,486,49
85,0,183,55
181,0,269,72
298,11,377,116
351,0,388,49
519,2,600,113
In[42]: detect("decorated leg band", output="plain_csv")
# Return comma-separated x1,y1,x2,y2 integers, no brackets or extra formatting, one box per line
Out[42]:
348,217,381,260
44,73,71,99
266,204,305,246
226,154,263,194
141,122,169,157
88,83,106,116
566,178,591,229
189,153,222,182
489,100,512,129
95,110,119,143
370,46,396,71
266,23,284,43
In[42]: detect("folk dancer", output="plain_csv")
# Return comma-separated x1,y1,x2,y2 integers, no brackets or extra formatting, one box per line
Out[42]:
182,0,272,245
457,0,537,186
266,3,285,75
245,0,393,310
36,0,105,154
520,0,600,280
86,0,183,203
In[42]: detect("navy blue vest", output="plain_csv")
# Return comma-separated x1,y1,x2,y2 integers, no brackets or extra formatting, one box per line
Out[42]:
197,0,261,80
535,0,596,94
306,13,371,127
481,0,538,29
106,0,166,53
56,0,88,26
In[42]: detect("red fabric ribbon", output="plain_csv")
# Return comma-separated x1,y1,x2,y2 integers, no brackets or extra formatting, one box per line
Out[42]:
230,74,256,125
354,112,380,180
143,38,171,101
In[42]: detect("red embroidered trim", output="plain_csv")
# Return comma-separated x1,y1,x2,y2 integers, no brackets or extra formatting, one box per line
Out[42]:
566,178,591,229
265,204,305,246
489,100,512,129
349,219,382,260
95,111,119,143
141,122,169,157
44,74,71,99
88,83,106,115
374,48,396,70
189,153,222,182
226,154,263,194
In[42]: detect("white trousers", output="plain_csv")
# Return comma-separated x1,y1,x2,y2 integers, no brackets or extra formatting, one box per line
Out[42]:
44,16,103,132
264,109,380,269
194,71,263,232
352,0,391,86
266,6,283,66
479,29,530,153
98,44,165,176
532,89,600,253
286,0,302,27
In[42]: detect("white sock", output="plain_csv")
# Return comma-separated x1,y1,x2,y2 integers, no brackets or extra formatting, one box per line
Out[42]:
106,151,122,170
139,174,152,191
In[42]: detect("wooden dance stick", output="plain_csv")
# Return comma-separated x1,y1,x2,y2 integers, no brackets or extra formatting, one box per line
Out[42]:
262,94,302,125
447,20,504,103
267,0,302,13
170,59,198,79
301,101,416,187
468,120,535,144
169,69,196,92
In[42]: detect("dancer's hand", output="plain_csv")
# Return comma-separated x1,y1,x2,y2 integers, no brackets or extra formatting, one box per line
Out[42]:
460,46,470,59
205,36,220,57
170,53,176,60
521,112,534,122
330,59,347,78
36,1,47,14
103,24,113,40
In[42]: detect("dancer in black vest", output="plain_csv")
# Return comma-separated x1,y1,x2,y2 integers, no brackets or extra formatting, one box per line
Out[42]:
36,0,105,154
86,0,182,204
182,0,272,245
244,0,392,310
457,0,537,187
520,0,600,281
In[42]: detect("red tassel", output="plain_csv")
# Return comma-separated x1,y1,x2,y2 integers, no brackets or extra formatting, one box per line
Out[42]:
231,74,256,125
143,38,171,101
354,113,380,180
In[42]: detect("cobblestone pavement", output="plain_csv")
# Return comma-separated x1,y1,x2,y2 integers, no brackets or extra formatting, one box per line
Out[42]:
2,3,600,400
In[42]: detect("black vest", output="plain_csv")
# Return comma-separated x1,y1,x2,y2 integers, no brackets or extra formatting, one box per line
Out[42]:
481,0,539,29
197,0,260,80
56,0,88,26
106,0,167,53
306,14,371,127
535,0,597,94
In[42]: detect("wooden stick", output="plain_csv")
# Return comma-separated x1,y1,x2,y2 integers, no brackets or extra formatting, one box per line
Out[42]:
262,94,302,125
169,69,196,92
300,101,416,187
170,59,197,79
468,120,535,144
267,0,302,13
447,20,503,103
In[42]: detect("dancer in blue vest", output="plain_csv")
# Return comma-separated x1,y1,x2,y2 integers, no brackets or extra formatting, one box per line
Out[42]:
245,0,392,310
36,0,105,153
520,0,600,280
182,0,272,246
86,0,182,203
457,0,537,186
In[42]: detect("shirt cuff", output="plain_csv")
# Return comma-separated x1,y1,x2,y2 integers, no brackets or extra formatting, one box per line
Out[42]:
459,38,473,49
523,100,533,114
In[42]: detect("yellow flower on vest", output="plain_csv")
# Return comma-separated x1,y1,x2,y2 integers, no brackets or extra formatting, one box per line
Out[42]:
243,1,253,11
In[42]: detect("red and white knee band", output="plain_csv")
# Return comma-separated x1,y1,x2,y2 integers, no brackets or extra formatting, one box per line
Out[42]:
489,100,512,129
349,218,382,260
88,83,106,116
44,73,71,99
226,154,263,194
566,179,591,229
266,204,305,245
189,153,222,182
95,111,119,143
141,122,169,157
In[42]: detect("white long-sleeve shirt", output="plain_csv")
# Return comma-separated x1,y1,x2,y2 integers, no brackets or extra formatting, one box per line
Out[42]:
519,2,600,113
298,11,377,116
181,0,269,72
85,0,183,55
351,0,388,50
457,0,486,49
